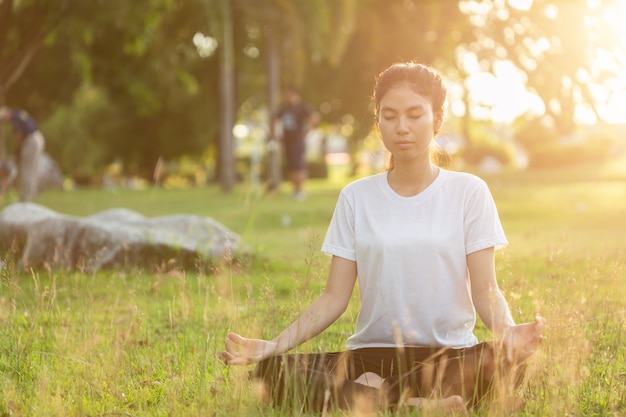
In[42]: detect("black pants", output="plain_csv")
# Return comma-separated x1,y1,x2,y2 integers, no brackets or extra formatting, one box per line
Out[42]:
253,342,525,413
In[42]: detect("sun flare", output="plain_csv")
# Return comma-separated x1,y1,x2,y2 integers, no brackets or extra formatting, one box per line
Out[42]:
459,0,626,125
584,0,626,124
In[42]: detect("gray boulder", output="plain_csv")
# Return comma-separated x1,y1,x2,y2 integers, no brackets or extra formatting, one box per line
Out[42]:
0,203,246,271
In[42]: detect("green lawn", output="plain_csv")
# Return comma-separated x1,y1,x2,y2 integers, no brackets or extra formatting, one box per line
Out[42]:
1,161,625,416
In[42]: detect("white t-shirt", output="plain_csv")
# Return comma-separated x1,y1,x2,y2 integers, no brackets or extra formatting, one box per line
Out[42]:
321,169,508,349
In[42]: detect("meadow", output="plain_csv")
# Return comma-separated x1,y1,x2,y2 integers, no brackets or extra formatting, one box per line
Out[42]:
1,160,625,416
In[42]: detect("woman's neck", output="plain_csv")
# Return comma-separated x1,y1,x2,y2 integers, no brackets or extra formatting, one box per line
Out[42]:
387,162,439,197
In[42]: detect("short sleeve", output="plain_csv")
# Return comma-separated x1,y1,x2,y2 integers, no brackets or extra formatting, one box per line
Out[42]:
321,190,356,261
464,179,508,254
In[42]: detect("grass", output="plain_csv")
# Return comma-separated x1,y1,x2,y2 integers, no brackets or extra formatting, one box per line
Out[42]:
1,160,626,416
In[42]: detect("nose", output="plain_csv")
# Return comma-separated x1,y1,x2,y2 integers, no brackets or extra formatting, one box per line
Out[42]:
396,116,409,135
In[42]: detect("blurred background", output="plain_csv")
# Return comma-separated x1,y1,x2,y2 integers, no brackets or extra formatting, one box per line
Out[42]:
0,0,625,192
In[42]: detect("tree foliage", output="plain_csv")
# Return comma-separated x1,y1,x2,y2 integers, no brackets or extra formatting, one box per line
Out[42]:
1,0,623,181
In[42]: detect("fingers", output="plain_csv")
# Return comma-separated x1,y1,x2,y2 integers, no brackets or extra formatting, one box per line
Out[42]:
217,350,250,366
505,317,546,363
217,350,233,364
227,332,246,345
216,333,248,366
218,351,251,366
225,333,246,355
535,315,545,338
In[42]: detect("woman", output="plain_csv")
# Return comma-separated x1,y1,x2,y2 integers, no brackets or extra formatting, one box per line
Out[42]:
221,62,544,413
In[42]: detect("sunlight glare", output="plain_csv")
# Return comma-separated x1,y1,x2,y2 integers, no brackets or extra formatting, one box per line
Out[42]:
601,89,626,124
590,0,626,124
507,0,533,11
456,0,626,125
587,0,601,10
464,60,537,123
544,4,559,19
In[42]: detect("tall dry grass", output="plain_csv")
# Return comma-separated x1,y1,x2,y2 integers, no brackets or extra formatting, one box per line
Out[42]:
1,162,625,416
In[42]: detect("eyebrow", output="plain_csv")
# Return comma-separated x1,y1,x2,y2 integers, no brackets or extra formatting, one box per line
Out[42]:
380,104,426,113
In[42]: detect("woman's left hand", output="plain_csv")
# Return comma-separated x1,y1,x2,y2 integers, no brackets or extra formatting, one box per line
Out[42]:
502,316,545,363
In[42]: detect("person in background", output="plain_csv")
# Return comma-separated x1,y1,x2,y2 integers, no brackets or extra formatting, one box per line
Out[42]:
221,62,544,413
0,106,45,201
271,85,320,200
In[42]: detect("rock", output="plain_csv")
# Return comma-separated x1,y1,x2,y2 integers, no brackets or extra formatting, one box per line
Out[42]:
0,203,246,271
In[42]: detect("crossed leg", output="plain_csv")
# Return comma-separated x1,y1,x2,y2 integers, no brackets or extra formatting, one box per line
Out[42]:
251,317,544,413
355,372,465,413
353,317,545,413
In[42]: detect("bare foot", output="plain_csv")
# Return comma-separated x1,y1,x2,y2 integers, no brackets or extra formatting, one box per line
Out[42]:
406,395,467,414
504,316,545,363
354,372,384,389
354,373,466,413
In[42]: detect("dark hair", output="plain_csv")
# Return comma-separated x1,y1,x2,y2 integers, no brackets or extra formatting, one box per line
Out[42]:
373,62,450,169
373,62,447,136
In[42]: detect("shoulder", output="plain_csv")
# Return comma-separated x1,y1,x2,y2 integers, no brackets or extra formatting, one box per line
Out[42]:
437,170,497,206
440,169,489,190
342,172,385,193
14,110,34,124
336,173,384,202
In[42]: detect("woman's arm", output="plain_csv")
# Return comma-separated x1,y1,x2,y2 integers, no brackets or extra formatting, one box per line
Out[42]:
221,255,357,365
467,247,515,338
468,247,544,362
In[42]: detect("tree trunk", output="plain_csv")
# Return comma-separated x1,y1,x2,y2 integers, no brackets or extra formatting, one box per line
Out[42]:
218,0,236,191
265,28,281,191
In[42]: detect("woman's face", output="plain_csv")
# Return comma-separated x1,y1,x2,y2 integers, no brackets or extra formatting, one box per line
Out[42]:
377,83,440,164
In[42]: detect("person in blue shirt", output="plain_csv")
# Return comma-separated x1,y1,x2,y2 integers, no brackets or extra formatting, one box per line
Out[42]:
271,86,320,200
0,106,45,201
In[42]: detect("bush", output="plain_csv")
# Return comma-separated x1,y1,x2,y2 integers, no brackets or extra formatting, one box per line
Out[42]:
459,122,517,167
527,138,614,169
516,118,617,169
515,117,560,152
463,140,516,166
41,85,120,180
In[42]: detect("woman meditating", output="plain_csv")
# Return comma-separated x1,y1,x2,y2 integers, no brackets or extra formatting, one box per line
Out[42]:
220,62,544,413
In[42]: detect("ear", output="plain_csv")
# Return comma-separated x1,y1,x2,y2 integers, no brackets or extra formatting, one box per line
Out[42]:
434,114,443,134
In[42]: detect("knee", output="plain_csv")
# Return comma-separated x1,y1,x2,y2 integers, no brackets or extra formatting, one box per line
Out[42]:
447,395,464,407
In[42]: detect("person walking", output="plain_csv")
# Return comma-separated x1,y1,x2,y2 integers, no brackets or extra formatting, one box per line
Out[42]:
271,85,320,200
0,106,45,201
221,62,544,413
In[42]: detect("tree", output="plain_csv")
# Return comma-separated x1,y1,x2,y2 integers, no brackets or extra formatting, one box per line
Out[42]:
458,0,626,136
0,0,74,104
305,0,474,153
218,0,236,191
233,0,359,188
1,0,224,178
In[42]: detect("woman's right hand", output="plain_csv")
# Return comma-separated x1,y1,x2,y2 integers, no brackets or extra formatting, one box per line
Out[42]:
218,333,278,366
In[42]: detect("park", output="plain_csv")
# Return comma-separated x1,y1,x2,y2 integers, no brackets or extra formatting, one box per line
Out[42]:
1,0,626,416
